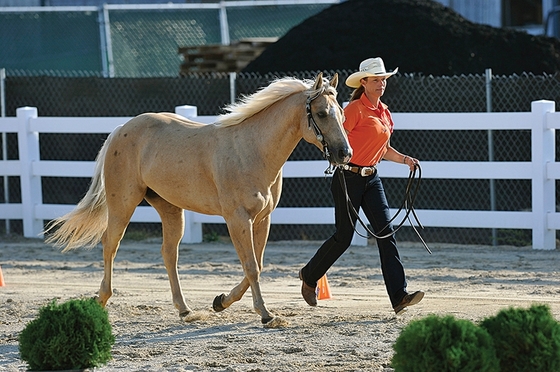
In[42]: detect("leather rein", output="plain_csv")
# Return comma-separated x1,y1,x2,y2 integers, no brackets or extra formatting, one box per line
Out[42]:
338,164,432,254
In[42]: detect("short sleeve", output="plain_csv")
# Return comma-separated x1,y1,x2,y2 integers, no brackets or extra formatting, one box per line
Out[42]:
386,110,395,133
343,100,361,133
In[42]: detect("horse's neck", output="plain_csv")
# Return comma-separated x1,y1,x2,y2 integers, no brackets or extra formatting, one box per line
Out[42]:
248,95,304,173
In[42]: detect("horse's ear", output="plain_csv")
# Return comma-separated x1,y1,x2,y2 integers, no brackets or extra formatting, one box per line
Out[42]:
330,73,339,89
313,72,324,90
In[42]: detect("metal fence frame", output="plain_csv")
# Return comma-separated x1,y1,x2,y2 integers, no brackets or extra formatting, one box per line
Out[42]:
0,1,341,77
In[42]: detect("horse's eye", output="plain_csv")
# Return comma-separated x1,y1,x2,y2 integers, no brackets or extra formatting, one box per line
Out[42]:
316,111,327,118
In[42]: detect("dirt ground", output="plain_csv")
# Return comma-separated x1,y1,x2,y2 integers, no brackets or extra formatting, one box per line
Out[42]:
1,237,559,371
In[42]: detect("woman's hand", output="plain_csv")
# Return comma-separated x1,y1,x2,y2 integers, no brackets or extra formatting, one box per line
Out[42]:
403,155,419,172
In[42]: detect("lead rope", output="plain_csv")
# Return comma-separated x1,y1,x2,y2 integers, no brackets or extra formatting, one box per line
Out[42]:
338,164,432,254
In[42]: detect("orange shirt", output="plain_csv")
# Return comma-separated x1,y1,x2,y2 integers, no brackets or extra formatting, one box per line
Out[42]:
343,93,394,167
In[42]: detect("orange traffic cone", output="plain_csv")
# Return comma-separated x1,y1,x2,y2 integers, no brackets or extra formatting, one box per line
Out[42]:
0,265,5,287
317,274,332,300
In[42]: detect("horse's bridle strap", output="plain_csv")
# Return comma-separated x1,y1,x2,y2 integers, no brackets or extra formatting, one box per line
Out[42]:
342,164,377,177
306,94,324,143
306,92,331,162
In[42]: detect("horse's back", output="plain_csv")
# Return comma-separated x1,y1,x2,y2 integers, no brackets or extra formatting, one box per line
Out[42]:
129,112,208,131
156,112,208,128
104,112,223,214
113,112,215,155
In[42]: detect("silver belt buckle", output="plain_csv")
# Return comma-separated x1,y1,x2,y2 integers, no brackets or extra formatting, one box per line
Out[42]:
360,167,374,177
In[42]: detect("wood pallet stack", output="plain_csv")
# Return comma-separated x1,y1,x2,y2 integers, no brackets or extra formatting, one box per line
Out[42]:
178,38,277,74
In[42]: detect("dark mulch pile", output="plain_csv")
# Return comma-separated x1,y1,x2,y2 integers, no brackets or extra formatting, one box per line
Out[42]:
243,0,560,76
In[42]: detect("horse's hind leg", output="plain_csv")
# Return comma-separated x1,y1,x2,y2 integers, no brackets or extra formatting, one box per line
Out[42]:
98,209,136,308
145,190,192,318
99,170,146,308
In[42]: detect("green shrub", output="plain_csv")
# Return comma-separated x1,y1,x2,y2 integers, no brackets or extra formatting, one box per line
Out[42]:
203,231,220,242
391,315,500,372
19,298,114,371
480,304,560,372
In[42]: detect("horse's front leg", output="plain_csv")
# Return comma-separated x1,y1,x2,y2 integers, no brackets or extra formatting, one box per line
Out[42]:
213,215,269,310
220,214,275,324
213,277,250,312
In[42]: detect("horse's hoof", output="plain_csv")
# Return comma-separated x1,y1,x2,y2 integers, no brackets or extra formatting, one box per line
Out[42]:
179,310,192,318
213,294,226,312
263,316,290,328
93,296,105,307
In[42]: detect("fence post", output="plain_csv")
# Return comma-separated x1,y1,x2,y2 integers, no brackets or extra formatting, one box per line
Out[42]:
98,5,114,78
183,211,203,244
17,107,43,239
218,2,230,45
1,68,9,234
175,105,204,243
486,68,497,246
229,72,237,104
175,105,197,118
531,100,556,249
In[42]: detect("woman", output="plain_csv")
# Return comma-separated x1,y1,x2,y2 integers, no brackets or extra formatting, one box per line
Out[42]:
299,57,424,315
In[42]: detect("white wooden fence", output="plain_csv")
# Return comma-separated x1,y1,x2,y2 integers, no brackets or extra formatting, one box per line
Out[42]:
0,101,558,249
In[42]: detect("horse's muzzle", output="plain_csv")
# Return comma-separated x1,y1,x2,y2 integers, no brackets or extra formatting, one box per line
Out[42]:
331,146,352,165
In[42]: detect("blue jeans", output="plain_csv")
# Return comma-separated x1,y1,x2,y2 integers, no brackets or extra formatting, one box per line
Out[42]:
301,168,408,307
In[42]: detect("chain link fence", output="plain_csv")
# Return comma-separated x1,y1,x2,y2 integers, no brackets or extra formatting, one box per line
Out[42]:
0,2,338,77
0,9,102,72
1,71,559,246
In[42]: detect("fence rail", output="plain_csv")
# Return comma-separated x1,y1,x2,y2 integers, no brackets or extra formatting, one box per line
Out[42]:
0,101,558,249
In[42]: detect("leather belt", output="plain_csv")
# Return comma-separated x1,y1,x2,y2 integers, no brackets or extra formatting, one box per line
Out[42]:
342,164,377,177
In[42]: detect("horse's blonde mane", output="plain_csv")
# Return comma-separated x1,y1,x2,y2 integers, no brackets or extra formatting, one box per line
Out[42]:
217,76,334,127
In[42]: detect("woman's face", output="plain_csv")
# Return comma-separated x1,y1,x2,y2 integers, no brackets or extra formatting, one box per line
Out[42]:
361,76,387,99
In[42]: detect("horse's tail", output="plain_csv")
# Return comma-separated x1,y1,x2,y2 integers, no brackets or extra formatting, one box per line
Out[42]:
44,129,118,252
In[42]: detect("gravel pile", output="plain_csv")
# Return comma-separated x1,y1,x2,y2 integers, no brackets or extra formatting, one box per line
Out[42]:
243,0,560,76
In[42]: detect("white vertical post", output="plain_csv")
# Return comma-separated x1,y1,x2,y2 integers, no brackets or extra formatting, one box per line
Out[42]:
101,4,115,78
17,107,43,239
1,68,9,234
486,68,497,246
531,100,556,249
175,105,203,243
229,72,236,105
219,2,230,45
175,105,197,118
183,211,203,244
98,7,110,78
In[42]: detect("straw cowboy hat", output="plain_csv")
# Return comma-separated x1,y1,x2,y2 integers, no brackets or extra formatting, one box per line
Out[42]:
345,57,399,88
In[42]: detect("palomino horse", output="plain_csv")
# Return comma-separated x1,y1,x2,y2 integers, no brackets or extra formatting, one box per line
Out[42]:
45,73,351,326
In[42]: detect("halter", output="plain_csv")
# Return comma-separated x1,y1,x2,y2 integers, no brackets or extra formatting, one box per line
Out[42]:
306,91,332,163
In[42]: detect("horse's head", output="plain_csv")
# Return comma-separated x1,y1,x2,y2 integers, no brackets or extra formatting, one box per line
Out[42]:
303,72,352,165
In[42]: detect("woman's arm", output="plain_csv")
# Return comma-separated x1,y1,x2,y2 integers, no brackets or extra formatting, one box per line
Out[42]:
384,143,419,171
